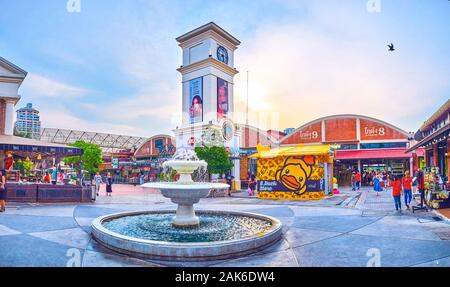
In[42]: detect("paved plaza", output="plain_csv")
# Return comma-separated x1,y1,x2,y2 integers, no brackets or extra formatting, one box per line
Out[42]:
0,185,449,267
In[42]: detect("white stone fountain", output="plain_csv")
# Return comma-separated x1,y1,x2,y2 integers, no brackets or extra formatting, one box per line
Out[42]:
91,148,282,260
143,149,228,227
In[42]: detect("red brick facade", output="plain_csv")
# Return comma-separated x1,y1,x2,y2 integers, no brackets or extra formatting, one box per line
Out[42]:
134,135,175,158
282,122,321,145
325,118,357,142
240,126,274,148
359,119,406,141
280,115,410,145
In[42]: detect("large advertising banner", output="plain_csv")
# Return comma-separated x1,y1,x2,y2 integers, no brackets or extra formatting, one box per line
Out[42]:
217,77,229,120
189,77,203,124
256,155,327,200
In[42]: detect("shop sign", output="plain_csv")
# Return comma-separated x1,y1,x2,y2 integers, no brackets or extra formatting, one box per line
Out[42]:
364,127,386,137
298,130,319,140
258,179,323,192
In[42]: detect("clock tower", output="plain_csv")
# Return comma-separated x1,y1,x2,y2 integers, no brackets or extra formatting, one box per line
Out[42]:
174,22,241,146
174,22,242,183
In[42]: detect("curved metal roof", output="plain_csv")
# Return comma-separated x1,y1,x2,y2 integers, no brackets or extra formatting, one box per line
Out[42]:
39,128,147,152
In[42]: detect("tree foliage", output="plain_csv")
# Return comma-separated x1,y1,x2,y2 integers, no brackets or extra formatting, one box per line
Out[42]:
194,146,232,176
63,141,103,175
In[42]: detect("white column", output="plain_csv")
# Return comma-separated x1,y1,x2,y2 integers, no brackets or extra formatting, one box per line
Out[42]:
4,101,15,136
358,160,362,172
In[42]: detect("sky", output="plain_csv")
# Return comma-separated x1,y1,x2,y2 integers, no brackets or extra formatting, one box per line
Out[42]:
0,0,449,137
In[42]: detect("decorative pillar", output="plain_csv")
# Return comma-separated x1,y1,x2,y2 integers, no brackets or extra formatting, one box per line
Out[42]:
4,100,15,136
232,158,241,190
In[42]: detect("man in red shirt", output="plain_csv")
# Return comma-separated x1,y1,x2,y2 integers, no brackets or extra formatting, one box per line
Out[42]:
355,171,362,191
391,176,403,211
402,171,413,209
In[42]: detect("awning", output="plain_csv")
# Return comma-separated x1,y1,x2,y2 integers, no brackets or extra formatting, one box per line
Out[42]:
0,135,83,157
249,143,334,159
336,148,424,160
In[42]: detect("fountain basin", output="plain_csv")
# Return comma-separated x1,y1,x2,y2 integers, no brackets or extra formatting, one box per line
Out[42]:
91,210,282,261
142,182,229,227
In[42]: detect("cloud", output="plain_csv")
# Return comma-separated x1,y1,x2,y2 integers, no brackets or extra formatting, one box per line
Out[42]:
232,14,449,132
38,105,145,136
22,73,89,98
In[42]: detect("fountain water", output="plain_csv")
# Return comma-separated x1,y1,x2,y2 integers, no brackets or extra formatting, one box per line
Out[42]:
91,148,282,260
147,148,228,227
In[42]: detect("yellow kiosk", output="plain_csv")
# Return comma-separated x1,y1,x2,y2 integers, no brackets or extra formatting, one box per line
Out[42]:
249,144,335,200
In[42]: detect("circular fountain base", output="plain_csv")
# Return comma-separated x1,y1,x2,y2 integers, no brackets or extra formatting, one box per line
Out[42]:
91,210,282,261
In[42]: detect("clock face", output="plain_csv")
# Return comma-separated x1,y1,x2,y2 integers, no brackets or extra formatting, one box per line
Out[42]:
217,46,228,64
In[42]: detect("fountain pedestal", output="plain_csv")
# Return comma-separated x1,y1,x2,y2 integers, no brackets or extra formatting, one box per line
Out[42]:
160,186,210,227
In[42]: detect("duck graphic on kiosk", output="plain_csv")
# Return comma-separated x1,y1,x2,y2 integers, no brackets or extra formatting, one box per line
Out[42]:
276,156,315,195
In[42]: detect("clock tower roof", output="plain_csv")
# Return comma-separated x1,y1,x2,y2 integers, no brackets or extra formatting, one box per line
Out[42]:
176,22,241,47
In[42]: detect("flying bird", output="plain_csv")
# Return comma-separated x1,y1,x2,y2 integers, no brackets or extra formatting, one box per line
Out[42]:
388,43,395,51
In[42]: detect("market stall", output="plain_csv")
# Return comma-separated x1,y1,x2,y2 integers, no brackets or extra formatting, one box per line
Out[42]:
423,167,450,209
0,134,90,202
249,144,335,200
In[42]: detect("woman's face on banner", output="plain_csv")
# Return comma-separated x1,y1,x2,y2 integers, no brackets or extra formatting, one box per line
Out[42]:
192,97,202,115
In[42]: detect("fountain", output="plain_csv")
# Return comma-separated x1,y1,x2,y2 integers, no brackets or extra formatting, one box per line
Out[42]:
91,148,282,261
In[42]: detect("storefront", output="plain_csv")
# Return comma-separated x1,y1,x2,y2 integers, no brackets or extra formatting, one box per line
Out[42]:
407,99,450,210
0,134,88,202
249,144,335,200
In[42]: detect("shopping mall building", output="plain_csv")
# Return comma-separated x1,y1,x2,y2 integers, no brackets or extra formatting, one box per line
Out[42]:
238,115,424,186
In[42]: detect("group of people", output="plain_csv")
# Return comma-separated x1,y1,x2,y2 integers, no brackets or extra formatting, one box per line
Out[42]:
350,171,362,191
352,168,427,212
42,166,65,184
373,169,426,212
93,172,114,198
362,170,393,188
390,171,414,211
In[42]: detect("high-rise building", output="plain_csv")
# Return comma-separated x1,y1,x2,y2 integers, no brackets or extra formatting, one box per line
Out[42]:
14,103,41,139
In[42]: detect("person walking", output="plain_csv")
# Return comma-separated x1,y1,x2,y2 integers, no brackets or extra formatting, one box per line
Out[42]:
0,170,7,212
139,172,145,185
351,171,357,191
248,174,257,196
373,174,383,196
226,172,234,197
51,166,58,185
402,171,413,210
416,168,426,207
105,172,113,197
391,176,403,212
355,171,362,191
94,172,103,197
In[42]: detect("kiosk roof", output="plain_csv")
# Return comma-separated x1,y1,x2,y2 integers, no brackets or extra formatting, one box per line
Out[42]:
249,144,334,159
